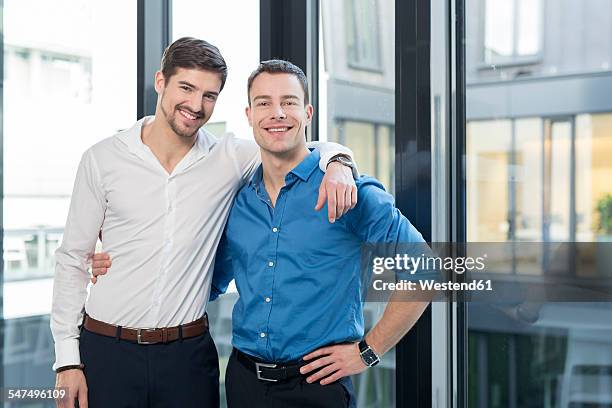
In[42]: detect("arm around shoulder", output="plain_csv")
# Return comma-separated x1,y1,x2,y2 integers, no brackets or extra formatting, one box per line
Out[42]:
347,177,425,244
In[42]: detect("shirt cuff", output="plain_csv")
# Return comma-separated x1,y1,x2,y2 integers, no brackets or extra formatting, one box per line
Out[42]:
53,338,81,372
317,147,354,173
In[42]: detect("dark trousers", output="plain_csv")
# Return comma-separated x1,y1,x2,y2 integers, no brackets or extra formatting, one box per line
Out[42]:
225,348,356,408
79,326,220,408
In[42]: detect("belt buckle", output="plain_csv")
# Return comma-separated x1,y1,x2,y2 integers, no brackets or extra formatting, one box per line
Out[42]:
255,362,278,382
136,328,156,344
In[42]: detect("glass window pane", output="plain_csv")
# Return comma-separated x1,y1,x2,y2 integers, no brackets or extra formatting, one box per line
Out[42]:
484,0,514,61
346,0,382,71
467,120,512,242
548,121,572,241
514,118,543,242
344,121,377,177
321,0,395,406
466,0,612,406
3,0,137,387
172,0,259,140
517,0,541,56
576,113,612,241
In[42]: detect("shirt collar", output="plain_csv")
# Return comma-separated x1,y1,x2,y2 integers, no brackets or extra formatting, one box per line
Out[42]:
248,165,264,191
290,149,320,182
117,116,216,164
248,149,320,191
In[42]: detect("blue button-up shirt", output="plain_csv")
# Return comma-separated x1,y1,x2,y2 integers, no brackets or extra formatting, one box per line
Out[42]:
210,150,425,362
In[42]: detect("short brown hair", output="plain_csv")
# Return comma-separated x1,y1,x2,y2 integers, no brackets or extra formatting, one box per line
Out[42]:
161,37,228,91
247,59,309,105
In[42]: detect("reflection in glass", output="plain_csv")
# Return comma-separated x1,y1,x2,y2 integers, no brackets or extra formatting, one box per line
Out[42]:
467,120,512,242
516,0,541,56
322,0,395,406
484,0,542,64
467,0,612,406
2,0,137,392
546,121,572,242
576,114,612,242
484,0,514,60
346,0,382,71
514,119,542,242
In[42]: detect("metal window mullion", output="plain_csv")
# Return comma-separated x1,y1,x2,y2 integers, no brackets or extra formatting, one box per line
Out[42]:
137,0,171,118
395,0,433,406
260,0,319,140
452,0,468,406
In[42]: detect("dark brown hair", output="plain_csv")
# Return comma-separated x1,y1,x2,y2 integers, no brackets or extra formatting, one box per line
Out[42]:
247,59,309,105
161,37,228,90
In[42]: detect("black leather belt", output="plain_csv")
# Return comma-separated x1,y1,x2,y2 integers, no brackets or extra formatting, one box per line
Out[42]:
234,348,304,382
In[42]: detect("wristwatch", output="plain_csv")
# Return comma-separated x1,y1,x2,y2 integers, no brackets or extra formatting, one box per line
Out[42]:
327,154,359,179
358,339,380,367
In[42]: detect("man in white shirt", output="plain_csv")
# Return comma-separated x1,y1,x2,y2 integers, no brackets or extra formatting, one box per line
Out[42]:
52,37,357,408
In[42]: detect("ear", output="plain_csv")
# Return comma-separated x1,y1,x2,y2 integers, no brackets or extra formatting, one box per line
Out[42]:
305,104,314,125
245,106,253,127
154,71,166,94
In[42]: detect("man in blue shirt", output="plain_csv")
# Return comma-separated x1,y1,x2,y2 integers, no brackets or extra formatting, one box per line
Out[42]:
210,60,431,408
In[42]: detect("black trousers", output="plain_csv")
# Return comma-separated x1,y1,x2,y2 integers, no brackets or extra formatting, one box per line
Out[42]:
225,349,356,408
79,326,220,408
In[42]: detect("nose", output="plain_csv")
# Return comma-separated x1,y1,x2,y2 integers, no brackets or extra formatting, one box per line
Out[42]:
185,93,203,114
271,104,287,120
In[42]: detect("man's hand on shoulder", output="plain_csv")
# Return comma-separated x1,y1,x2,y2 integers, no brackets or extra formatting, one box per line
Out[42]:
315,162,357,223
90,252,112,284
55,368,88,408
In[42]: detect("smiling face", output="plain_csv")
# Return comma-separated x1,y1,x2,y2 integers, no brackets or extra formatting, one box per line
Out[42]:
155,67,222,139
246,72,313,156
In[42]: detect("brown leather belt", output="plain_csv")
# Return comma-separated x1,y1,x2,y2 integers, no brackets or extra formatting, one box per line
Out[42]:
83,313,208,344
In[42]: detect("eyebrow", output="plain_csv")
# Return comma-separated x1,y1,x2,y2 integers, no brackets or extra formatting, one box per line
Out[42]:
253,95,300,101
177,81,219,96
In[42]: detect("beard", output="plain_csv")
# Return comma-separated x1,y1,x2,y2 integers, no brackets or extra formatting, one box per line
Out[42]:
160,96,206,139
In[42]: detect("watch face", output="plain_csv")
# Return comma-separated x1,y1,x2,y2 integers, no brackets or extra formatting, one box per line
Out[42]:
361,348,380,366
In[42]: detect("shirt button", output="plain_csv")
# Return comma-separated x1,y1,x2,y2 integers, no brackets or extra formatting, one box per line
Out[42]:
272,227,278,233
260,332,266,338
268,261,274,267
265,297,271,303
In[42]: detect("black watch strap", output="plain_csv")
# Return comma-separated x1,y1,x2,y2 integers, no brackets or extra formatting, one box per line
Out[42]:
327,154,359,179
55,364,84,373
358,339,369,353
358,339,380,367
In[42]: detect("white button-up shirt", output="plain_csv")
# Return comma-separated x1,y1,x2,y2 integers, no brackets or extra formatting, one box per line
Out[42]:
51,116,351,370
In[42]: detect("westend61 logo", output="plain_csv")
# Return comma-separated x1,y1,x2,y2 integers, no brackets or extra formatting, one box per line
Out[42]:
371,253,487,275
